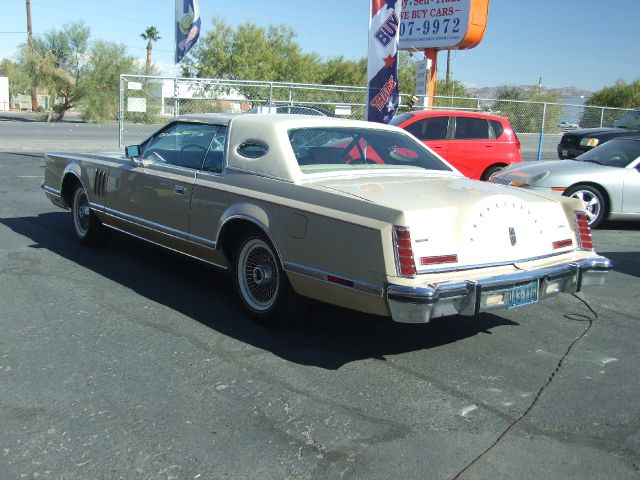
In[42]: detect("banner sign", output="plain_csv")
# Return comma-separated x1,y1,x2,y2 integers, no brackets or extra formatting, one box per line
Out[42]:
399,0,471,50
175,0,201,63
366,0,402,123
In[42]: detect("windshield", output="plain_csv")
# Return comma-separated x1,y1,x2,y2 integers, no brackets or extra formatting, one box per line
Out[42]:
613,110,640,129
576,138,640,168
287,127,451,174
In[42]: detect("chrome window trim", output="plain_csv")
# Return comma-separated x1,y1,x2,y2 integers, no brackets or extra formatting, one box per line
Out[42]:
284,261,384,298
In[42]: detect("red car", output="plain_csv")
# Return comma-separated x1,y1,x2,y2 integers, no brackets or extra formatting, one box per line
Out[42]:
390,110,522,180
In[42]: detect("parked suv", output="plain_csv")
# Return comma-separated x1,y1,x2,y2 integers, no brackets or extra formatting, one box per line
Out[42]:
557,109,640,159
390,110,522,180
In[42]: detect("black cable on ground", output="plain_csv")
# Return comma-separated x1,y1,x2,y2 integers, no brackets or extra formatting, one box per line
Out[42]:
451,294,598,480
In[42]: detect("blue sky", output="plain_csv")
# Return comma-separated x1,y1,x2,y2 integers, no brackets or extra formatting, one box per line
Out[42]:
1,0,638,93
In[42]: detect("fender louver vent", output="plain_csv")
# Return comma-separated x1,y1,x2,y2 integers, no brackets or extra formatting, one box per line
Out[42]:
94,169,107,197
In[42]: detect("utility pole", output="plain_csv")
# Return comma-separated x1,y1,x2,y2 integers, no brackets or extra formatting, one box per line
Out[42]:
446,50,451,84
25,0,39,112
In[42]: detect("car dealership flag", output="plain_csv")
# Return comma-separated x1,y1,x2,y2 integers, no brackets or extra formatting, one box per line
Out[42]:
175,0,201,63
366,0,401,123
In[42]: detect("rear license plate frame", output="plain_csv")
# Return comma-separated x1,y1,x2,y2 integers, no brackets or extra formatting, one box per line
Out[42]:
507,280,539,309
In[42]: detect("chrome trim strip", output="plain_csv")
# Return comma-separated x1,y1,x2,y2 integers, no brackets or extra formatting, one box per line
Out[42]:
284,261,384,298
42,184,61,197
102,222,228,271
102,206,217,249
188,233,217,249
104,207,191,242
416,250,575,275
89,201,105,211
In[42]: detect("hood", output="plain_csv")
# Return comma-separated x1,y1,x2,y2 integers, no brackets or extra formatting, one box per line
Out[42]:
310,173,578,269
563,127,639,140
491,160,621,186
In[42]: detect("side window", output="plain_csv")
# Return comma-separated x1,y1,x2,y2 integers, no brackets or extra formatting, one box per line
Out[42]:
201,126,227,174
454,117,491,140
405,117,449,141
141,122,217,169
490,120,504,138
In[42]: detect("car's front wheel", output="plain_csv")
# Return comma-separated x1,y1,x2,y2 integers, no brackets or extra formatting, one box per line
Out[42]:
232,232,304,325
71,185,110,245
564,185,606,228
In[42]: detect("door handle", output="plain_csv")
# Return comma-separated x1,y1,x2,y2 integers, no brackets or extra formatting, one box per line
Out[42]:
174,185,188,195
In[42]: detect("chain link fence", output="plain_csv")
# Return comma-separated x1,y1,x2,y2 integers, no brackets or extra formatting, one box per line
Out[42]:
119,74,634,160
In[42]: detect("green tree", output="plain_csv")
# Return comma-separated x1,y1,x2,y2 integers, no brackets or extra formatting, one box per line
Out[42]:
15,21,90,120
0,59,30,103
76,41,136,122
317,56,365,86
493,86,562,133
183,18,319,83
580,79,640,128
140,26,161,73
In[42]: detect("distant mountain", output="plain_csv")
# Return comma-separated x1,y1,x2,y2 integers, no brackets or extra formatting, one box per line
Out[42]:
466,85,593,100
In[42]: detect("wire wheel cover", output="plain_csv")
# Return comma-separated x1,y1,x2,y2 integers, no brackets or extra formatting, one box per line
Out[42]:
238,238,280,311
74,189,90,236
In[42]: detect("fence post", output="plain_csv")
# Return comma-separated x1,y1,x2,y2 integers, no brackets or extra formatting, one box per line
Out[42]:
600,107,605,128
118,75,124,148
269,83,274,110
537,102,547,161
173,77,179,118
288,87,292,106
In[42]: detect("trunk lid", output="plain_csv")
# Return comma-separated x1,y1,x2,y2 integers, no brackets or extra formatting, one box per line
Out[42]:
312,173,576,269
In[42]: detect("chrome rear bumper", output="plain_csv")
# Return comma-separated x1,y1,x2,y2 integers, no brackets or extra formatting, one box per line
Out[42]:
386,257,611,324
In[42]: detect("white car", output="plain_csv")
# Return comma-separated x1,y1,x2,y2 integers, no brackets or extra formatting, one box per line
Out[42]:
42,114,611,325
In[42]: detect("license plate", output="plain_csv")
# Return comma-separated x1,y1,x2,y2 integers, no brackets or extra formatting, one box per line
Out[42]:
507,280,539,309
561,149,568,157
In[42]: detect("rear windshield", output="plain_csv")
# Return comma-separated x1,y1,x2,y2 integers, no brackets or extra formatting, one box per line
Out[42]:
576,138,640,168
287,127,452,174
389,112,415,126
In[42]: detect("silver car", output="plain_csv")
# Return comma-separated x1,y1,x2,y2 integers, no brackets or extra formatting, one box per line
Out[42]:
490,136,640,227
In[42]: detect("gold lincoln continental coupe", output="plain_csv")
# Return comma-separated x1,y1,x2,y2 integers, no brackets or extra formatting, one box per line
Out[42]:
43,114,611,325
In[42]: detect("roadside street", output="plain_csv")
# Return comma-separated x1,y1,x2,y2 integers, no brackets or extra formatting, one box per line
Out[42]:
0,116,559,160
0,145,638,478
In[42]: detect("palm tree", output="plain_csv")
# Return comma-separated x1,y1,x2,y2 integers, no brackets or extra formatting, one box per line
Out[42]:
140,26,161,72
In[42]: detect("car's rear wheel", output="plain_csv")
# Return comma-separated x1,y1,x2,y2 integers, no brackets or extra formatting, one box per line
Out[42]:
481,164,505,181
232,232,304,325
71,185,110,245
564,185,606,228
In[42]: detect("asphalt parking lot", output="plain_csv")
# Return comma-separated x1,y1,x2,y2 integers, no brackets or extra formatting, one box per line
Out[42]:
1,146,639,479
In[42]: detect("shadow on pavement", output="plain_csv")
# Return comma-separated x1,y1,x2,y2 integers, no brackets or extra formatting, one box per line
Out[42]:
1,212,519,370
599,251,640,278
599,220,640,231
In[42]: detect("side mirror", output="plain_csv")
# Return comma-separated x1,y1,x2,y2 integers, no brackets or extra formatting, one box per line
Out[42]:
125,145,140,158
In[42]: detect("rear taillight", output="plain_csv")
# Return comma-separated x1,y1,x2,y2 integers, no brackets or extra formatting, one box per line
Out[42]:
514,131,521,150
574,212,594,250
552,239,573,250
393,226,416,277
420,254,458,266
